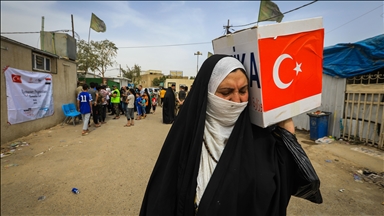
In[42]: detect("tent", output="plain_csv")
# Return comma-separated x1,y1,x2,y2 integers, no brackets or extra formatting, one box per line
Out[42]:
323,34,384,78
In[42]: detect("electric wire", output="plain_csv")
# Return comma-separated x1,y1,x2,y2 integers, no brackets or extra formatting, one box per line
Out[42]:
231,0,318,28
327,4,383,34
117,42,211,49
120,1,319,49
1,2,380,49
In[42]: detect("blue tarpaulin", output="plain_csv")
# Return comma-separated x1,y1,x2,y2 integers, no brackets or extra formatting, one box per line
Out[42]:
323,34,384,78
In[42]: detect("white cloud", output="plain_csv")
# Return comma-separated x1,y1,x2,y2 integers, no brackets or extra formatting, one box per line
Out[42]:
2,1,383,78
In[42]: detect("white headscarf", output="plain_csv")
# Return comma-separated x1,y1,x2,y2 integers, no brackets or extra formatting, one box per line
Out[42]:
196,57,248,206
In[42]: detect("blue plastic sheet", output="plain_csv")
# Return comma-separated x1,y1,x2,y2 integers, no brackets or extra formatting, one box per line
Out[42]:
323,34,384,78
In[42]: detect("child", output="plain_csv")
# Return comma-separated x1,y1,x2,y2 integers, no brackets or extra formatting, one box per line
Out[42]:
135,92,142,120
141,94,147,119
151,94,157,114
77,83,93,135
125,88,135,127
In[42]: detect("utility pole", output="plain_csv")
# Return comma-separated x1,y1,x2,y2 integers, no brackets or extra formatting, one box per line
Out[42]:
194,51,202,74
223,19,232,34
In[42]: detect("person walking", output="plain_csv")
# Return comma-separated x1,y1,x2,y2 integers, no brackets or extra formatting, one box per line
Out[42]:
88,82,100,127
111,85,121,119
141,92,147,119
159,87,166,107
144,88,152,115
151,94,158,114
121,86,128,115
176,85,186,115
77,83,92,136
140,55,322,215
106,85,112,113
135,92,142,120
94,85,104,127
162,84,176,124
124,88,136,127
98,85,108,124
75,81,84,120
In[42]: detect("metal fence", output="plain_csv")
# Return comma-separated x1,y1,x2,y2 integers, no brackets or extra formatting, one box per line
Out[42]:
341,70,384,149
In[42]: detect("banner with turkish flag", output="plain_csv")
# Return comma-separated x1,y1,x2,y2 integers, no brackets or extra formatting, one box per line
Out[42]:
259,29,324,112
4,67,54,124
212,17,324,127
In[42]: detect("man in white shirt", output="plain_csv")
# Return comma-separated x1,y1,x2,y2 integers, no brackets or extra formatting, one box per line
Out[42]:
106,85,112,113
138,85,145,96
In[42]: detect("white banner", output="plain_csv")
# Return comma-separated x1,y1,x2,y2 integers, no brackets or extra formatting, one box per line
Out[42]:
4,67,54,125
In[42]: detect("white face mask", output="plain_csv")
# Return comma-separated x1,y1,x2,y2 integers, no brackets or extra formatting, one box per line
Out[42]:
206,92,248,127
206,56,248,126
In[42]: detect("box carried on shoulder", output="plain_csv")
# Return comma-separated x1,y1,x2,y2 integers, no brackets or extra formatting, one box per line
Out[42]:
213,17,324,128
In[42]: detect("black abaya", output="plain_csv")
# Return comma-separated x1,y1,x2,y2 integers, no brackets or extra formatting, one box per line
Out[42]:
145,89,152,114
140,55,322,215
162,87,175,124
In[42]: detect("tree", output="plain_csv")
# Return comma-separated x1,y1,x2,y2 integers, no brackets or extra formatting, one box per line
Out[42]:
189,76,196,79
76,39,118,78
121,64,142,86
76,40,96,74
152,76,168,87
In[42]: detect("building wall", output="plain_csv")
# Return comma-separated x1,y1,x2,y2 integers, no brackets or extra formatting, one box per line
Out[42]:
1,39,77,144
165,78,195,90
140,74,163,88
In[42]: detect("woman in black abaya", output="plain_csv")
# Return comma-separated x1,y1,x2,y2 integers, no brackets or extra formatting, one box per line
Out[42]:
140,55,322,215
144,88,152,115
162,86,175,124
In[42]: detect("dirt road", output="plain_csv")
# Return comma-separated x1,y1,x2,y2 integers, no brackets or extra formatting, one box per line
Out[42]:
1,107,383,215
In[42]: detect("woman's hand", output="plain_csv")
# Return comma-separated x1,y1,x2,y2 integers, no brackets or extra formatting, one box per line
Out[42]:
277,118,295,135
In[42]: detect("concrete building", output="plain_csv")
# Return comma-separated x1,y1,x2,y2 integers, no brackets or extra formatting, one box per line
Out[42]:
140,69,163,88
1,36,77,144
77,71,131,89
164,78,195,91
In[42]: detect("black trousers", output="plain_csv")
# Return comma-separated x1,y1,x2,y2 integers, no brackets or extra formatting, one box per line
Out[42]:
99,104,107,122
92,104,99,124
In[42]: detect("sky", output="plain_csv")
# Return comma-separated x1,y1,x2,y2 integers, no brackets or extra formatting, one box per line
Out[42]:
1,1,383,78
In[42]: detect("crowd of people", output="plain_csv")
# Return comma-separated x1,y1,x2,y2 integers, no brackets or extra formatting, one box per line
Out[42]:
76,82,188,135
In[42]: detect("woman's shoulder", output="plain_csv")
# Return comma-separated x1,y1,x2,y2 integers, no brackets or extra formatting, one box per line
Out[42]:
250,124,276,142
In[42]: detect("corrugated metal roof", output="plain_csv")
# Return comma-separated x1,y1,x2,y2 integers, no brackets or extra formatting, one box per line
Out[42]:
1,36,59,58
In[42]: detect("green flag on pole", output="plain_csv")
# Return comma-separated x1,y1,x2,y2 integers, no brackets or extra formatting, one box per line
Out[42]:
90,13,106,32
258,0,284,23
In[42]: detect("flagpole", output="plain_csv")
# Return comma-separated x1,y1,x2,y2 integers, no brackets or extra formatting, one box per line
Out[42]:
88,13,93,77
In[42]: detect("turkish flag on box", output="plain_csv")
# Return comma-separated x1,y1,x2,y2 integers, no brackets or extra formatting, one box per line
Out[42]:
213,17,324,127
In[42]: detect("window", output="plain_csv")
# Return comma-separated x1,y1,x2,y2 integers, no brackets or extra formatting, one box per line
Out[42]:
32,53,51,72
168,82,176,87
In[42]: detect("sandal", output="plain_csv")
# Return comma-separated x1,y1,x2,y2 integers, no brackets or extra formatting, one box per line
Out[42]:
123,124,131,127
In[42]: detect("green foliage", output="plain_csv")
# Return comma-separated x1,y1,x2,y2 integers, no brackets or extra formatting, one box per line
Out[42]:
189,76,196,79
152,76,167,87
121,64,142,86
76,39,118,77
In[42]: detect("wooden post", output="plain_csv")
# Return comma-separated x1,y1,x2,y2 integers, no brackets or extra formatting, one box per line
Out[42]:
41,16,45,50
71,14,75,38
